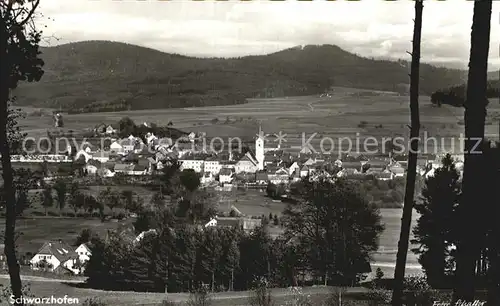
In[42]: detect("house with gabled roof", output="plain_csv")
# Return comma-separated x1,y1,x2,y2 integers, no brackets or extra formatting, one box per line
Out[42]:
235,152,259,174
85,159,101,175
299,164,310,177
114,163,134,174
75,243,92,263
30,241,82,275
131,164,148,176
288,161,301,176
268,167,289,185
219,167,234,184
255,171,269,185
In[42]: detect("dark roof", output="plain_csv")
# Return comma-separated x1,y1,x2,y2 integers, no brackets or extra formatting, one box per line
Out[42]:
220,168,233,176
36,241,77,263
366,159,389,168
133,164,147,172
340,161,360,169
87,159,101,167
256,172,269,181
375,172,393,179
114,163,134,171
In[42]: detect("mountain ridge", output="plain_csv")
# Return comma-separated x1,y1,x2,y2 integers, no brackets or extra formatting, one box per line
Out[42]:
13,40,476,113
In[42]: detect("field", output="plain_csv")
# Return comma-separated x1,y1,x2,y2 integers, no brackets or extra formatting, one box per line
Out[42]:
19,87,500,155
0,217,133,255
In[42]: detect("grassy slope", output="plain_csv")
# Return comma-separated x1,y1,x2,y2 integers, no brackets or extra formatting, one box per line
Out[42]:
13,41,468,112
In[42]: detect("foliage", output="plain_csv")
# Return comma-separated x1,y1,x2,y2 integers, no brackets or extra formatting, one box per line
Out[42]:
411,154,461,287
321,287,354,306
180,170,201,192
186,285,212,306
6,99,27,154
40,185,53,216
365,286,392,306
0,284,35,305
13,41,469,112
98,187,122,214
430,79,499,107
375,268,384,281
74,228,94,246
249,277,274,306
282,287,313,306
53,179,67,215
266,182,286,199
283,178,384,285
402,275,452,306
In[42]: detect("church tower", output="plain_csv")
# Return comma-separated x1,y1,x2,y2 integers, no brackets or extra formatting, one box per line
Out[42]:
255,125,265,170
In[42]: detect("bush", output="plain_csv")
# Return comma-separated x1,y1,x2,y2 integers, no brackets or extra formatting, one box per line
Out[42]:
365,286,391,306
283,287,313,306
187,285,212,306
249,277,274,306
162,300,179,306
403,275,451,306
322,287,354,306
0,284,34,305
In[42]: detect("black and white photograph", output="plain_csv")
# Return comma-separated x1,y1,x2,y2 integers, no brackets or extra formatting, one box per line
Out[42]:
0,0,499,305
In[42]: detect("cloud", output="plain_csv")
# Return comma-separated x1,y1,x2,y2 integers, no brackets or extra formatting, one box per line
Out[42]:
38,0,500,69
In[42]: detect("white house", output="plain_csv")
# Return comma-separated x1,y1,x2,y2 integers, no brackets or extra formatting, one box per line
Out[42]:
75,150,92,163
201,172,214,185
75,244,92,262
268,168,290,185
180,158,204,173
219,168,234,184
235,152,259,174
110,141,124,154
85,160,101,175
91,151,110,163
105,125,117,135
300,165,310,177
30,241,82,275
288,161,301,176
134,229,157,245
204,159,221,174
146,132,158,145
204,218,218,228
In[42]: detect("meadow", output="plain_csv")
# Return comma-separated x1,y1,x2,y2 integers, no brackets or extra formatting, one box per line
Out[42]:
19,87,500,156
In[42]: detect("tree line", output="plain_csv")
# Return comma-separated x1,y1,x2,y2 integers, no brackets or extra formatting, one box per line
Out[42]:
430,80,499,107
82,176,384,293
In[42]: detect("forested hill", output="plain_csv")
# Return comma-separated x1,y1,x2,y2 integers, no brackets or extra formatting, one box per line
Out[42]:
13,41,469,113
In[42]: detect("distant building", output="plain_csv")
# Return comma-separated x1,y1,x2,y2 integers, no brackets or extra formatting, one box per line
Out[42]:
255,126,265,171
235,152,259,174
180,158,204,173
219,168,234,184
204,217,261,232
30,241,83,275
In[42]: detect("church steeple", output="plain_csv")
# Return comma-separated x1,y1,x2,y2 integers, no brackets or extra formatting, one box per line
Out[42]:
255,123,265,170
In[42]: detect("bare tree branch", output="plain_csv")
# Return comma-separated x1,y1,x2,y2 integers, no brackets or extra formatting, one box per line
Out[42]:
18,0,39,27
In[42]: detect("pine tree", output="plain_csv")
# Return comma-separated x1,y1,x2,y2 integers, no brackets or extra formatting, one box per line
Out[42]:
412,154,461,287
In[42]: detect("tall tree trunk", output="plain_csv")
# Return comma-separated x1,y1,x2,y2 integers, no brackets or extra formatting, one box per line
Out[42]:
391,1,423,305
487,144,500,305
0,15,24,306
453,0,492,303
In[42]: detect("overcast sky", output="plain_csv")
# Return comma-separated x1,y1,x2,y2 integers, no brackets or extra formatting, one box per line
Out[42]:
38,0,500,70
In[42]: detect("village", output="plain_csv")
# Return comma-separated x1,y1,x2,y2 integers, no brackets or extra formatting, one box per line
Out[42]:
1,118,466,279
